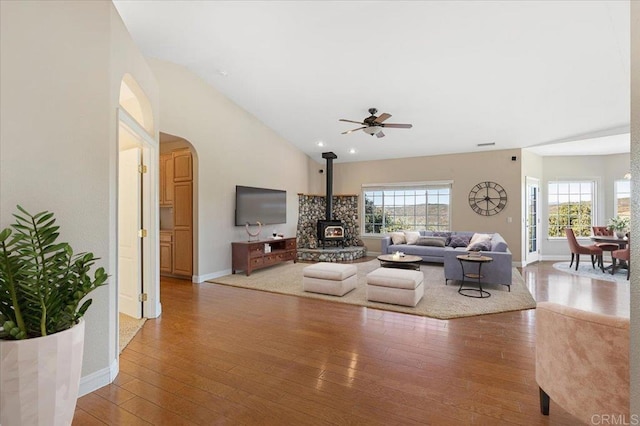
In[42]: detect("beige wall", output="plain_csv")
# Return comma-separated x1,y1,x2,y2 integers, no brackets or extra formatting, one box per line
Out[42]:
332,149,523,261
146,58,311,281
307,157,326,195
0,0,159,393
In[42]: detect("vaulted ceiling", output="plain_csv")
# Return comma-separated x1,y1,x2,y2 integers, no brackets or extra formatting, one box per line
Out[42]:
114,1,630,163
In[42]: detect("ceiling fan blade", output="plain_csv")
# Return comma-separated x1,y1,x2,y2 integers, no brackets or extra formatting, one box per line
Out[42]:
374,113,392,124
339,119,365,125
376,131,385,138
381,123,413,129
342,126,366,135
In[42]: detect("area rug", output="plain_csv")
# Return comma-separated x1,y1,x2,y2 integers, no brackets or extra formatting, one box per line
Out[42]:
552,262,628,284
119,313,146,353
207,260,536,320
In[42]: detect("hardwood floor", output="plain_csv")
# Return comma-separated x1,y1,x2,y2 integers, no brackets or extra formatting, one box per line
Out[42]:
74,261,629,425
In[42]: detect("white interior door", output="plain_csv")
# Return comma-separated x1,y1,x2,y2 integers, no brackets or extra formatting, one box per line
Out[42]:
118,147,142,318
525,177,540,264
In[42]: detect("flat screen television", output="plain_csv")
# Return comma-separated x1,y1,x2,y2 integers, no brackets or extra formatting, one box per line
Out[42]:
235,185,287,226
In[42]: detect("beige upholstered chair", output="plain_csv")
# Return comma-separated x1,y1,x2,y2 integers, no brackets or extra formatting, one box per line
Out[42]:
536,302,629,423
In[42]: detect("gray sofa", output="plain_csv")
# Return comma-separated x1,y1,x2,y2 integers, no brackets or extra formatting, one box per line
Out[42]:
380,231,513,290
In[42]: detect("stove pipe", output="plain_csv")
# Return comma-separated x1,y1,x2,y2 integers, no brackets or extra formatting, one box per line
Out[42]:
322,152,337,220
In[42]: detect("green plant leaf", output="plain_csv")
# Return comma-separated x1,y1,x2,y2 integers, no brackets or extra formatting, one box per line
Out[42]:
0,205,109,340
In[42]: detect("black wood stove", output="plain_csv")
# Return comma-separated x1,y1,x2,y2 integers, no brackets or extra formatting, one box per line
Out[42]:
317,152,345,248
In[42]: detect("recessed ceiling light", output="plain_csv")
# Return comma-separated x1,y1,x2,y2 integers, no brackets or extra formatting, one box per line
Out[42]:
349,148,356,154
317,141,324,147
216,69,228,77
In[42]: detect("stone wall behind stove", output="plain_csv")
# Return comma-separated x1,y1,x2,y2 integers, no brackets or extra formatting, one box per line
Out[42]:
297,194,363,249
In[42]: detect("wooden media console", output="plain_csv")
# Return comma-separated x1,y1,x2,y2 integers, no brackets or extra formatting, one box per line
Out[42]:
231,237,297,276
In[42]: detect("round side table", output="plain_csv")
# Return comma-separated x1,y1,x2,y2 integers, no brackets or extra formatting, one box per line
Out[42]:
456,254,493,298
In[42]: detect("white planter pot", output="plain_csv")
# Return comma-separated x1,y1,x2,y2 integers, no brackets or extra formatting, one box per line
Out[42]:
0,319,85,426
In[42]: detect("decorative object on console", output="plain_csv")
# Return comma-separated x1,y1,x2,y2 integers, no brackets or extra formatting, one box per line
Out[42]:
468,181,508,216
245,221,262,241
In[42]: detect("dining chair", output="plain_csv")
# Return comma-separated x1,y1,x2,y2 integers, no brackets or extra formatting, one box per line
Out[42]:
592,226,614,237
565,228,604,271
592,226,620,265
611,233,630,279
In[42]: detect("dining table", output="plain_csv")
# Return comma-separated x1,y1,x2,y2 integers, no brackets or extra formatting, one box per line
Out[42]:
590,235,629,270
590,235,629,249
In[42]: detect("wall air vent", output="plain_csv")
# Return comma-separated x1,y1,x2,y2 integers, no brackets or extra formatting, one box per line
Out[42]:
477,142,496,147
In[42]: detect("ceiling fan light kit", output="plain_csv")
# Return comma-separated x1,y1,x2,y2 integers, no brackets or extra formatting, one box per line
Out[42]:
339,107,412,138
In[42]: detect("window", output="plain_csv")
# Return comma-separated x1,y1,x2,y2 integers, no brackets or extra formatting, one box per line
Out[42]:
614,179,631,219
363,183,451,234
547,181,594,238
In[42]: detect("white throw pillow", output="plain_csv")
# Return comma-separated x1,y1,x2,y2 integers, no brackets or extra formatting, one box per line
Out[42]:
404,231,421,245
390,232,406,245
469,233,492,246
466,233,493,251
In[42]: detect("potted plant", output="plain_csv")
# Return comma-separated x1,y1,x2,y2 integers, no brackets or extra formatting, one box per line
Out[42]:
607,216,630,238
0,206,108,425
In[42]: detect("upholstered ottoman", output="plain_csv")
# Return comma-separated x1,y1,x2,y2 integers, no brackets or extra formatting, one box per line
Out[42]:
303,262,358,296
366,268,424,307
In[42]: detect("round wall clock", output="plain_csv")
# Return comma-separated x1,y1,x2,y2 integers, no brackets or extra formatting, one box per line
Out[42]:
468,181,508,216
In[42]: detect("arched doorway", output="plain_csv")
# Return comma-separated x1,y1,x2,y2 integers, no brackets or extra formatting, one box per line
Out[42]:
159,132,198,281
117,75,159,353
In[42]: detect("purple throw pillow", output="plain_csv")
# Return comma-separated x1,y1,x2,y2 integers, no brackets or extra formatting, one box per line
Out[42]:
448,234,471,248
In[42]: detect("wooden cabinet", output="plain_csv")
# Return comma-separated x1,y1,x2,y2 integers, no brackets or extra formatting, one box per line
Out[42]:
173,180,192,276
159,149,193,279
173,181,192,227
232,238,297,276
173,149,192,182
160,231,173,274
173,228,192,276
159,153,174,205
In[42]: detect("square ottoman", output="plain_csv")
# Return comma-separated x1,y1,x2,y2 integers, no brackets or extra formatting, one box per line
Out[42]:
366,267,424,307
303,262,358,296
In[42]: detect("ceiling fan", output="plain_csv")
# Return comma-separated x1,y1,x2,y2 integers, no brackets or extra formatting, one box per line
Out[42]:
339,107,413,138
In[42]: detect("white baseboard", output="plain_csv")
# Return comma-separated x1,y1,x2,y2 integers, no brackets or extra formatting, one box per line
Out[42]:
540,255,570,262
193,269,233,283
78,358,119,397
